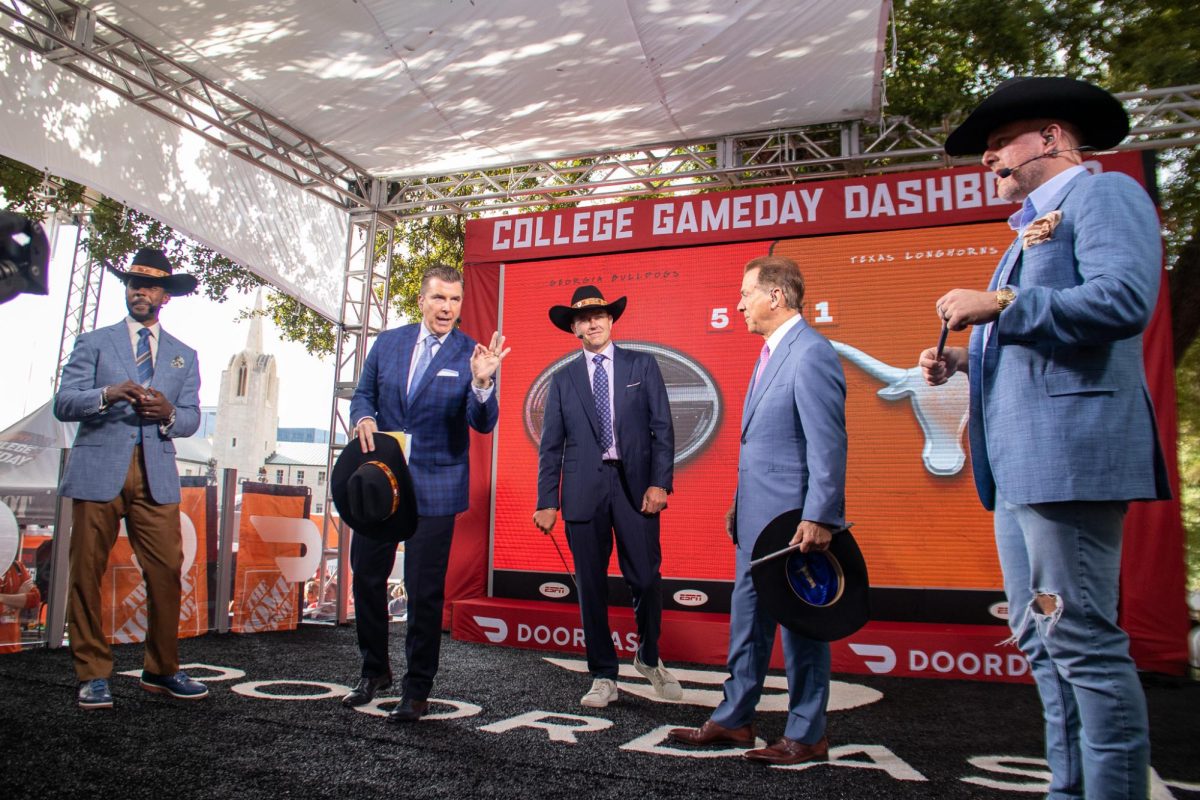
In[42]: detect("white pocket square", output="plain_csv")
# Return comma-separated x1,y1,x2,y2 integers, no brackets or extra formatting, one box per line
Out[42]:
626,381,641,388
436,368,459,377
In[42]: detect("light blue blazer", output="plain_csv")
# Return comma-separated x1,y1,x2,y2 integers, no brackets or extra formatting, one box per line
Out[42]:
54,320,201,504
733,316,848,551
968,170,1171,510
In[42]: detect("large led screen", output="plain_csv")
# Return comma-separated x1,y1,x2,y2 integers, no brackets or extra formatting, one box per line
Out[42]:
490,222,1011,623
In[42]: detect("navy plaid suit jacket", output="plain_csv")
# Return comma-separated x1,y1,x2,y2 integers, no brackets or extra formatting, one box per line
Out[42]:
350,324,498,517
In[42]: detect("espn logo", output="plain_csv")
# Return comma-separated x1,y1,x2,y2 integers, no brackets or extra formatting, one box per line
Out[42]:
672,589,708,607
539,582,571,599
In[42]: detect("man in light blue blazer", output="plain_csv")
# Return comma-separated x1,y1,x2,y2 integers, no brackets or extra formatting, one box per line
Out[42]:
344,264,508,723
54,248,206,710
921,78,1171,800
670,255,847,765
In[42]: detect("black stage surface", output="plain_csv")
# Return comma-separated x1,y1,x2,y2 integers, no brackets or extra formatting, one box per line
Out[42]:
2,624,1197,799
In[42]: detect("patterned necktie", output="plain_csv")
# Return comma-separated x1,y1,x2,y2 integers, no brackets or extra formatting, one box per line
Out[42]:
409,336,436,399
136,328,153,385
751,342,770,393
592,354,613,452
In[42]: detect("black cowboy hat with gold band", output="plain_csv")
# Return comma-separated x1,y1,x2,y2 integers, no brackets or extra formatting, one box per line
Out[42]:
331,433,419,543
750,509,870,642
548,285,627,333
107,247,199,296
944,76,1129,157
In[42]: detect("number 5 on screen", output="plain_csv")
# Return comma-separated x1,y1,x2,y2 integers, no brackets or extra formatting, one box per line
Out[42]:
710,307,729,329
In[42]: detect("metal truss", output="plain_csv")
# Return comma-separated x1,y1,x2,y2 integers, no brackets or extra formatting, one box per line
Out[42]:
378,85,1200,218
317,182,396,625
52,211,103,392
2,0,1196,221
0,0,372,207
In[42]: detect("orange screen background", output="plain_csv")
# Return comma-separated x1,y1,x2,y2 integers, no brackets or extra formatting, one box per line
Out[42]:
492,222,1011,590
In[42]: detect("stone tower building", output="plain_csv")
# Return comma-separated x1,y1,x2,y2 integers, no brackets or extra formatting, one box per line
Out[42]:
210,291,279,487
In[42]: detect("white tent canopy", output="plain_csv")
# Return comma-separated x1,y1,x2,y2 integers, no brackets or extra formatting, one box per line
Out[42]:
1,0,889,316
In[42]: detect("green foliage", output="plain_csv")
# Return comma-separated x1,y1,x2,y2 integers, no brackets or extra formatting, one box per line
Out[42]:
1178,338,1200,589
266,294,336,357
87,201,266,302
0,155,86,220
388,215,466,319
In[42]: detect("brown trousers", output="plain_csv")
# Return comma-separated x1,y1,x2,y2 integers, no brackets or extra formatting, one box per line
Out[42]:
68,446,182,680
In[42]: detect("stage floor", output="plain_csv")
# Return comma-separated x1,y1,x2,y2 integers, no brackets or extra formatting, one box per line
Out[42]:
1,624,1197,799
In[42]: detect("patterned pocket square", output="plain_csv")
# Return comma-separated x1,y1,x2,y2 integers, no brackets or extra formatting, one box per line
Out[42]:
171,356,185,368
1022,210,1062,249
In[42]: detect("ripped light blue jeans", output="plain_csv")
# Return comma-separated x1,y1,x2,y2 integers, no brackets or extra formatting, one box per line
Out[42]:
995,495,1148,800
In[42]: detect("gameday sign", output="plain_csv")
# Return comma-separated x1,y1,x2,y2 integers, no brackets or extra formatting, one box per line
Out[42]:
465,152,1149,263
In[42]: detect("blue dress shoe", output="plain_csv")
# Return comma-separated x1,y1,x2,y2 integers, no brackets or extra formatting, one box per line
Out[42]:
77,678,113,710
140,670,209,700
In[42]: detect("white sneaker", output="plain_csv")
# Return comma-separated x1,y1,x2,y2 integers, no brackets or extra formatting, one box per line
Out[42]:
633,653,683,701
580,677,618,708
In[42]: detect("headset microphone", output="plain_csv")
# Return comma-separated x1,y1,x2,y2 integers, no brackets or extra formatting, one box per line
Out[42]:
996,145,1095,179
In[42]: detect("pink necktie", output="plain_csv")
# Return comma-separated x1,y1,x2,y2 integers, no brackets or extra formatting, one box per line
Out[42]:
752,342,770,391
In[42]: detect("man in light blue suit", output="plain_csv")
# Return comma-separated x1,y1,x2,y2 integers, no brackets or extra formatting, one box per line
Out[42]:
343,264,508,723
921,78,1171,800
54,248,206,710
670,255,847,765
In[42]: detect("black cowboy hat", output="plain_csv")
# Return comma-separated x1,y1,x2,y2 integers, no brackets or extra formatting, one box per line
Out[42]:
548,285,627,333
107,248,199,296
330,434,419,543
750,509,870,642
944,76,1129,157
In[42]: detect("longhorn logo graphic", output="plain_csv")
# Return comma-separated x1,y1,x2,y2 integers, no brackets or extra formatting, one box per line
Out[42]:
831,341,970,476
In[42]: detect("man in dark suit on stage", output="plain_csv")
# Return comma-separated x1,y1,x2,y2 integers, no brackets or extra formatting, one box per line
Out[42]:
533,285,680,708
343,264,508,722
54,247,207,710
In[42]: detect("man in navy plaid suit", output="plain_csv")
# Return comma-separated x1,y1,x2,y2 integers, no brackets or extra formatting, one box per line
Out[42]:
343,264,509,723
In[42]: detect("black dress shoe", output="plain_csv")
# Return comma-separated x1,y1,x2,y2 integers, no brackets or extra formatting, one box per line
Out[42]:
341,673,392,708
386,697,430,723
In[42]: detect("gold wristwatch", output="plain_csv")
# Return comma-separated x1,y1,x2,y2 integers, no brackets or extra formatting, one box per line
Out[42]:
996,286,1016,311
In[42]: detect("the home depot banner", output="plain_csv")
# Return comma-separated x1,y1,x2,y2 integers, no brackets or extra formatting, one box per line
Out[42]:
100,479,215,643
231,483,315,634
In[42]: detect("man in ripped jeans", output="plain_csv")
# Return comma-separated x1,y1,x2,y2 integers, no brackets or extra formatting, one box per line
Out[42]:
920,77,1171,800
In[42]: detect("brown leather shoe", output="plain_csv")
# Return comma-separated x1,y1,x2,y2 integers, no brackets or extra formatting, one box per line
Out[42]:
385,697,429,723
743,736,829,765
667,719,756,748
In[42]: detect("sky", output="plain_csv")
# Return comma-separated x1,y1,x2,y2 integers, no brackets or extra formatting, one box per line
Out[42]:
0,223,345,432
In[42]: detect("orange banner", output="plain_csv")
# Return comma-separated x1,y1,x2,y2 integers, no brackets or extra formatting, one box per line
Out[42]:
99,483,213,643
231,483,310,634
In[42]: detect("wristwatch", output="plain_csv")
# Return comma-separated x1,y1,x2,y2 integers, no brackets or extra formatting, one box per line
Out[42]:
996,286,1017,311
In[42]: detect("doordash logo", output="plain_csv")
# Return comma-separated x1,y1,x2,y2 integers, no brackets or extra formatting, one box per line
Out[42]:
473,616,509,643
849,643,898,674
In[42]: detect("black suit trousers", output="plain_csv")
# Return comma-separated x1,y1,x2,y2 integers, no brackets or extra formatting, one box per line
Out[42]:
350,513,456,700
565,462,662,679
